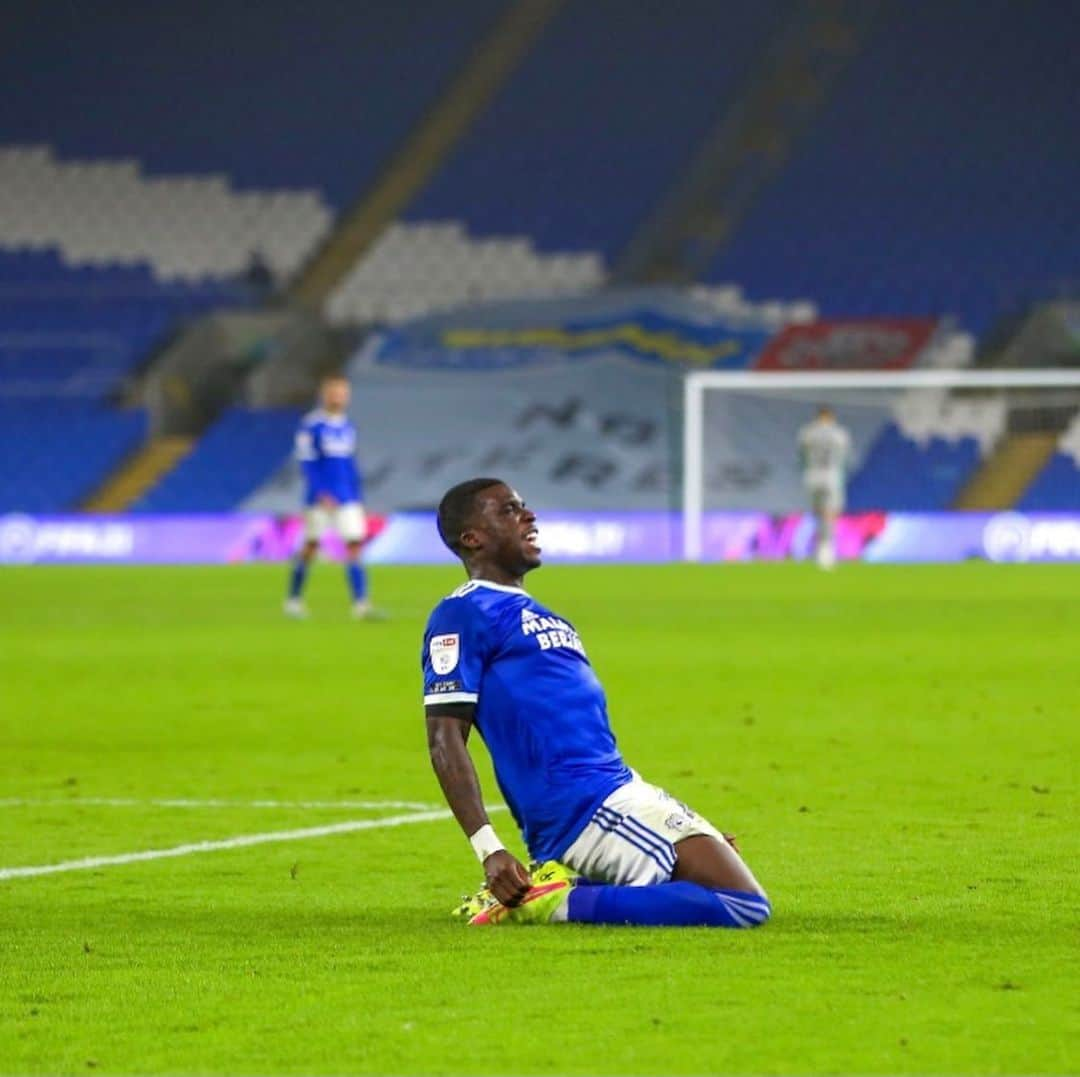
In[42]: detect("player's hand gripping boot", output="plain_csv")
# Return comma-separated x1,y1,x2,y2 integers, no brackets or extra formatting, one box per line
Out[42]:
456,861,577,926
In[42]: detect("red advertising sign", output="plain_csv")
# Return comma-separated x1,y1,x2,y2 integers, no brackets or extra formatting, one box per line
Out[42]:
755,318,939,371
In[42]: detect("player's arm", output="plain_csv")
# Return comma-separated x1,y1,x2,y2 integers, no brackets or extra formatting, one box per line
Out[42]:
425,702,532,907
298,424,336,507
296,426,324,496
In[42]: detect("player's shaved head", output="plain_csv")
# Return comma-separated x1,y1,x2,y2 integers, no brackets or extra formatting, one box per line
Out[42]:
437,477,506,555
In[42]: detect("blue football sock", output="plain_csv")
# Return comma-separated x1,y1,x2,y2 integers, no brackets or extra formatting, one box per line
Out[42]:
566,881,770,928
288,560,308,599
346,560,367,602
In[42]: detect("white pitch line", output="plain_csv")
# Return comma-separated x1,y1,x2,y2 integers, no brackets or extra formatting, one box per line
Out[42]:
0,809,453,882
0,797,441,811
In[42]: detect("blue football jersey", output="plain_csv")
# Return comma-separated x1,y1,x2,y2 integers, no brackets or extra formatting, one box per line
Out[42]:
422,579,633,861
294,409,363,506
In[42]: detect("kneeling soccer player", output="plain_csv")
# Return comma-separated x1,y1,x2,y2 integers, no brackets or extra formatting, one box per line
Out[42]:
423,477,770,927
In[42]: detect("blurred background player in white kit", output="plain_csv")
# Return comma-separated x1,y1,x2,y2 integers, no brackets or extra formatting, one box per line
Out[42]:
284,374,374,618
798,405,852,569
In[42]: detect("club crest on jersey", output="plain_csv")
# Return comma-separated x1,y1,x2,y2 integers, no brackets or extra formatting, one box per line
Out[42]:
430,633,460,675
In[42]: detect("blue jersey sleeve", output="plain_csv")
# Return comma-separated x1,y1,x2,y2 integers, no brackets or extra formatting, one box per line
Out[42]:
422,597,492,707
295,420,326,499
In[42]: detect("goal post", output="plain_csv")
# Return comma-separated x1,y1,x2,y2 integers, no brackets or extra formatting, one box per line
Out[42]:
681,367,1080,561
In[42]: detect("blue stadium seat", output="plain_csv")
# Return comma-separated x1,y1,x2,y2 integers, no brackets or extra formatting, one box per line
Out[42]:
408,0,788,259
0,251,245,401
0,252,252,510
3,1,505,209
848,424,980,511
133,408,301,513
0,400,146,512
1017,454,1080,511
707,0,1080,335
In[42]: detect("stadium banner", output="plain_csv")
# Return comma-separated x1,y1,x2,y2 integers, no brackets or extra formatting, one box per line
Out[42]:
365,287,772,372
3,511,1080,565
247,289,779,519
754,317,939,371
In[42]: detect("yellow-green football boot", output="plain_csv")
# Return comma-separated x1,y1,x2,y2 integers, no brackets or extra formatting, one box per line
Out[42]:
451,882,499,922
468,861,578,926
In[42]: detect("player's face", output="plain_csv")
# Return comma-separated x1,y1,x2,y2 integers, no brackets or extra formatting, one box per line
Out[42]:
322,379,350,413
466,484,541,574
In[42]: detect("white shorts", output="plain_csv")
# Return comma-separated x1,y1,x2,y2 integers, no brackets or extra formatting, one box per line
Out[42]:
807,482,844,514
561,773,726,886
303,502,367,544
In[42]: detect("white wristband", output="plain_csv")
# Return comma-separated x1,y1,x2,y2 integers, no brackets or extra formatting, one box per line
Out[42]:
468,824,505,864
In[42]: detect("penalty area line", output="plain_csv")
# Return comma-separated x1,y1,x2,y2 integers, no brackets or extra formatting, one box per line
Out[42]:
0,809,456,882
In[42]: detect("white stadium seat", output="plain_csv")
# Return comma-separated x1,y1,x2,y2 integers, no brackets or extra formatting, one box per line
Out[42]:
0,145,332,282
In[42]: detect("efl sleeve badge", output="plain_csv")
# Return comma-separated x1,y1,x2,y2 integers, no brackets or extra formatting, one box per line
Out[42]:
429,633,460,675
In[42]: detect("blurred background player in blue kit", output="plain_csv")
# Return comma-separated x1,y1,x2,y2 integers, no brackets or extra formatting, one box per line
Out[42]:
284,374,373,618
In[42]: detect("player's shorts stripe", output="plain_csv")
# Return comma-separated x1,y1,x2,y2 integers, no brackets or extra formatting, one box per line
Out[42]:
594,806,676,867
607,826,674,874
423,691,478,705
621,815,677,859
596,808,677,871
590,813,674,874
592,810,675,873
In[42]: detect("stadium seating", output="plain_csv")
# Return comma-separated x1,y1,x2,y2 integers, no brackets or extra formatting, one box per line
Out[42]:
3,1,505,210
848,425,981,511
326,222,605,325
1018,416,1080,510
0,147,331,283
0,400,146,513
847,393,1004,511
0,251,254,510
132,408,301,513
707,0,1080,335
407,0,788,259
0,251,245,401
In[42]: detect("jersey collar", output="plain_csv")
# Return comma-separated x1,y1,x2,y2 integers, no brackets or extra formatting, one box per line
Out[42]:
471,579,528,595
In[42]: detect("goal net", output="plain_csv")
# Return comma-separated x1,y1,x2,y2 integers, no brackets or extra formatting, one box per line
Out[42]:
681,369,1080,561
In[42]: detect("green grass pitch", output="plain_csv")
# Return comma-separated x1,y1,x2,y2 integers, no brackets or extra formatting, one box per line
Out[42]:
1,562,1077,1075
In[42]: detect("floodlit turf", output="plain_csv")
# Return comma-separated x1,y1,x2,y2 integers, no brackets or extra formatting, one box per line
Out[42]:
1,562,1077,1075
